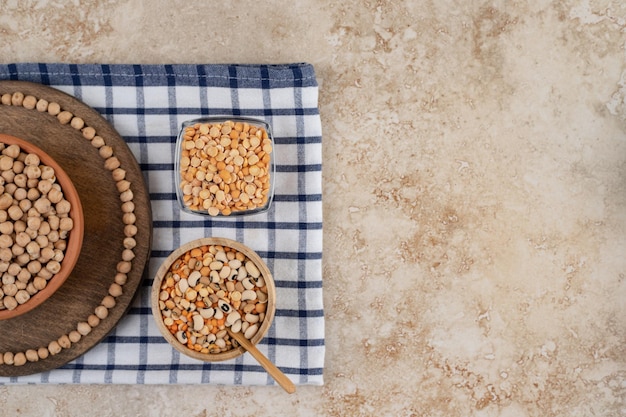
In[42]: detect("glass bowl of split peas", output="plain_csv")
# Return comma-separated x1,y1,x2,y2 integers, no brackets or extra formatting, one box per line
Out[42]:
150,237,276,362
175,117,275,217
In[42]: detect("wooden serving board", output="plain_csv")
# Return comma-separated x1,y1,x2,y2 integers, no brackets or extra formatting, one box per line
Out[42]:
0,81,152,376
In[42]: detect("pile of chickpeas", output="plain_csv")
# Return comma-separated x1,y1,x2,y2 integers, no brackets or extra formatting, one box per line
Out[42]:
0,143,73,311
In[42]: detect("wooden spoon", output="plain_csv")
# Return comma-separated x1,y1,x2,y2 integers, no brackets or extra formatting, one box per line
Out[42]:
228,329,296,394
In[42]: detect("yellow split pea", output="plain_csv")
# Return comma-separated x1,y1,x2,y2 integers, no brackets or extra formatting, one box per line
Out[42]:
179,120,272,216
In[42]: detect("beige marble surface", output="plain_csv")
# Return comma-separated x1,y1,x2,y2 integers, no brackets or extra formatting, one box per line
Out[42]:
1,0,625,416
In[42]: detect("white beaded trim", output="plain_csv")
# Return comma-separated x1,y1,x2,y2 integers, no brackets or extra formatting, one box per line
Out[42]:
0,91,138,367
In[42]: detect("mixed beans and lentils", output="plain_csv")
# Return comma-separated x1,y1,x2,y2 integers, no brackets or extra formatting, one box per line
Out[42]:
179,120,273,216
158,244,270,354
0,143,74,311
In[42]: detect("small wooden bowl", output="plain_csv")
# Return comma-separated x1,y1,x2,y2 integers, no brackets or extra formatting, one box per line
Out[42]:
0,133,84,320
151,237,276,362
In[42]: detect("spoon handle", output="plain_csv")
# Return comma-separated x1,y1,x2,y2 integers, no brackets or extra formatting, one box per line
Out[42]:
228,330,296,394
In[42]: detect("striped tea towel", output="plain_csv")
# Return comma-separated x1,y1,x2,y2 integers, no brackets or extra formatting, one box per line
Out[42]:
0,63,324,385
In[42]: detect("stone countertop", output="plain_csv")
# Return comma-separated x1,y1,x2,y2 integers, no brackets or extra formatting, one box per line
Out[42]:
1,1,625,416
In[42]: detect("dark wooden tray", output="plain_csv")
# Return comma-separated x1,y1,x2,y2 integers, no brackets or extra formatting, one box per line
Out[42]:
0,80,152,376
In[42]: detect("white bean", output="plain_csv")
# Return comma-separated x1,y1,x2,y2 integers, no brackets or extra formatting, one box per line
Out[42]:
245,261,260,278
198,308,214,319
244,324,259,340
192,314,204,331
176,331,188,344
245,313,260,324
215,250,228,263
219,265,231,279
231,319,242,333
178,278,189,293
241,289,257,301
242,278,255,290
187,270,201,287
226,310,241,326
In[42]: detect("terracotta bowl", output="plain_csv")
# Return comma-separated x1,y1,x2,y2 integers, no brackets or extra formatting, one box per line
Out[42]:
151,237,276,362
0,133,84,320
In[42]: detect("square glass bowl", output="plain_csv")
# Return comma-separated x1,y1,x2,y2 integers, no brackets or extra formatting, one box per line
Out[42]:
175,117,275,217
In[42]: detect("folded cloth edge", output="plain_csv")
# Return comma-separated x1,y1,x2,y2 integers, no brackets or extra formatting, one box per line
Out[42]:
0,62,318,89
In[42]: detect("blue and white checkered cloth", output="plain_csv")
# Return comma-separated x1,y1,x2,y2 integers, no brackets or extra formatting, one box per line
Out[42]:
0,63,324,385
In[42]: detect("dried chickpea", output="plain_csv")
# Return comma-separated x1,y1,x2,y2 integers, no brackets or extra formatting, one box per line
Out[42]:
13,352,26,366
82,126,96,140
48,340,62,355
11,92,24,107
95,305,109,320
57,111,73,125
87,314,100,327
35,99,49,112
77,322,92,336
37,346,49,359
58,334,71,349
70,117,84,130
25,348,38,362
69,330,82,343
101,295,116,309
47,102,61,116
3,351,14,365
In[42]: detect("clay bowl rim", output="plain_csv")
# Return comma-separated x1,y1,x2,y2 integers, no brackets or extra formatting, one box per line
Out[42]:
0,133,84,321
151,237,276,362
